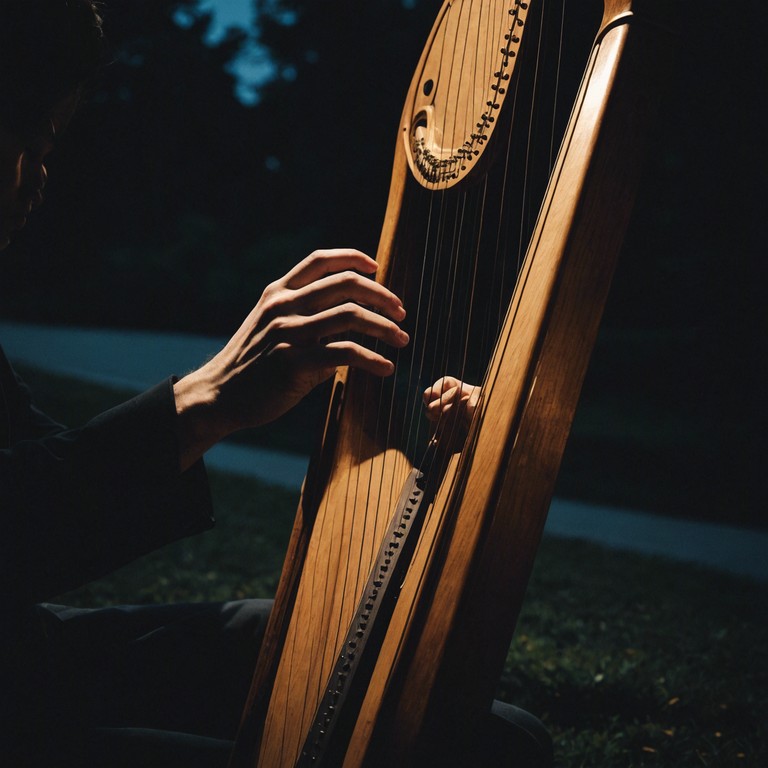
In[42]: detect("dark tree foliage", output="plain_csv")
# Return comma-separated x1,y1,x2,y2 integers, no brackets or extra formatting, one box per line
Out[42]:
571,2,767,526
2,0,270,332
249,0,438,253
1,0,440,333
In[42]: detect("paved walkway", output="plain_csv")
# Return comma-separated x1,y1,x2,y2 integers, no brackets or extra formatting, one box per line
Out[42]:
2,320,767,583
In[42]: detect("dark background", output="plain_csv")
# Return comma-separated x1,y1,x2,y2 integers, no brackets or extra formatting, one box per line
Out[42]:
1,0,765,528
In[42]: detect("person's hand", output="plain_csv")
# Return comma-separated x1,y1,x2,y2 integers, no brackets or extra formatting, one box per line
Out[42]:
174,249,408,470
423,376,480,451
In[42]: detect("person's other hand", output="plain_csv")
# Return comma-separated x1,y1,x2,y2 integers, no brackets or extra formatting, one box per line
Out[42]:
423,376,480,451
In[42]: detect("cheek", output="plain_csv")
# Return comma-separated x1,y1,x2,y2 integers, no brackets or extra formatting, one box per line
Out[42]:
0,158,23,254
0,150,23,212
0,129,25,249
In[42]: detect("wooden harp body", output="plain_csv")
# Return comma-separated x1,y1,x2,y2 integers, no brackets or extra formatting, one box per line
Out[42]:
233,1,671,765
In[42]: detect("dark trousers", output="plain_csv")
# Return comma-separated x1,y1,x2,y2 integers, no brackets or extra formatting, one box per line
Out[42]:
22,600,552,767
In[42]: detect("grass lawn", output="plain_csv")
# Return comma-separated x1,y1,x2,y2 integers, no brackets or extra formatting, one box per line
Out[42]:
17,364,768,767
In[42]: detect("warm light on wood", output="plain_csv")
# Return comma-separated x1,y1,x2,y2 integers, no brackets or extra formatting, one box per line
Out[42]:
230,2,671,766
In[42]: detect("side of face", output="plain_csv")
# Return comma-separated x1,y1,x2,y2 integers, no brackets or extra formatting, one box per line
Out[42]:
0,93,79,253
0,121,52,252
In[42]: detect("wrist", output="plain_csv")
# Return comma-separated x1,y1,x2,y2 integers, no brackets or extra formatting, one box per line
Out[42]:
173,366,230,472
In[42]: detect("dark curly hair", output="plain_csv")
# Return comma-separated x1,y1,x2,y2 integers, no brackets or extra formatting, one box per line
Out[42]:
0,0,104,135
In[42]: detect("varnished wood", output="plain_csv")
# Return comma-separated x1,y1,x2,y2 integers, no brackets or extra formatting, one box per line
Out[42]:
232,2,671,766
349,13,671,764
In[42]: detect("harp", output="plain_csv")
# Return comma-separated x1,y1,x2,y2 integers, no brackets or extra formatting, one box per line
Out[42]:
232,0,671,765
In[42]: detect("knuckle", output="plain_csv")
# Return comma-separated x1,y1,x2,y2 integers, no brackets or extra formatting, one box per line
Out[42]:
265,314,293,339
261,289,291,319
328,270,358,292
307,249,328,265
329,338,354,355
340,302,364,322
341,269,363,283
338,342,362,364
260,282,281,308
265,276,289,296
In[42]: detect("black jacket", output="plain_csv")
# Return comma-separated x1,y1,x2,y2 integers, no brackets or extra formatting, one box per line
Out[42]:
0,345,214,611
0,345,217,761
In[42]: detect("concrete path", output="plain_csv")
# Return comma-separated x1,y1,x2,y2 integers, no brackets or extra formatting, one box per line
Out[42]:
2,321,766,583
0,321,227,392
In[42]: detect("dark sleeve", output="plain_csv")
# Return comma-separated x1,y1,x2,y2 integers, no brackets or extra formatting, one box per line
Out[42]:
0,369,214,608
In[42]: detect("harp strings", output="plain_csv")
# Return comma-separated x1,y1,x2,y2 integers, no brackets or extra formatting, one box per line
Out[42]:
404,0,478,455
360,0,570,715
398,0,466,462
